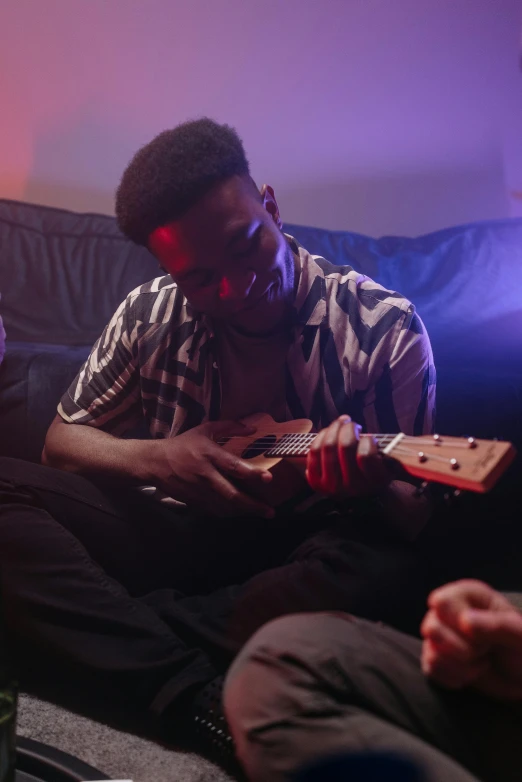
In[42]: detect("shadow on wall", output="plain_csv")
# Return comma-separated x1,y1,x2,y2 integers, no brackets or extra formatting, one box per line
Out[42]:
275,163,508,236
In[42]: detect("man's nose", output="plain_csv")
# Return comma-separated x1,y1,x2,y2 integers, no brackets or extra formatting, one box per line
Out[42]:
219,269,256,302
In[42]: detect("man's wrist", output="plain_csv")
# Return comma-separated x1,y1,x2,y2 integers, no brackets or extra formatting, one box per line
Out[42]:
121,438,164,485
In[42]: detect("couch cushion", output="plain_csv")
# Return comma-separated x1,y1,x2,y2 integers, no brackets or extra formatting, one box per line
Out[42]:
0,199,159,345
0,342,90,462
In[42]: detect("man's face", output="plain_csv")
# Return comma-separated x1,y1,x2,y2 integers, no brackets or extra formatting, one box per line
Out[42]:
148,176,295,336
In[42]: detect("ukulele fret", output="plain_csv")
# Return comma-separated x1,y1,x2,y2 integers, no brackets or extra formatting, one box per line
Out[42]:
266,433,316,457
265,432,394,458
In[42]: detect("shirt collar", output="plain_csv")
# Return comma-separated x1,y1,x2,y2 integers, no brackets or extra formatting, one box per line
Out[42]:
286,234,327,327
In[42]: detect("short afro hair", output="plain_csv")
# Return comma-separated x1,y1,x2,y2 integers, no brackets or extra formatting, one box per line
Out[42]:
116,118,251,246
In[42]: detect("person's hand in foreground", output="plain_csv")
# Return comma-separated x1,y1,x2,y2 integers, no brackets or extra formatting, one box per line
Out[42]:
421,579,522,700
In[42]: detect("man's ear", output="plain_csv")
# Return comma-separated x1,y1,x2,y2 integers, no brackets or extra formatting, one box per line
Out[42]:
260,184,283,229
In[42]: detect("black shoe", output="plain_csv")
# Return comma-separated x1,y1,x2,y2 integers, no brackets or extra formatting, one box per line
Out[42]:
187,675,244,778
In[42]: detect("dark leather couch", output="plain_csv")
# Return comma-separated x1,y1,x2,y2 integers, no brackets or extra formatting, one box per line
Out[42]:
1,198,521,484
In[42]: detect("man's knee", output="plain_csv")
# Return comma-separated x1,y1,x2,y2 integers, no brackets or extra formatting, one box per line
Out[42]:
224,612,421,737
224,613,363,735
227,611,378,680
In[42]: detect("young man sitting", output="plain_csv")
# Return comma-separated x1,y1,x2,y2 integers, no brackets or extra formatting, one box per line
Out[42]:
0,118,434,753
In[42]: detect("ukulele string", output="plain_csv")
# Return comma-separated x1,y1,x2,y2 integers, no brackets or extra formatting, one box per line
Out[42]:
214,435,399,454
214,434,397,446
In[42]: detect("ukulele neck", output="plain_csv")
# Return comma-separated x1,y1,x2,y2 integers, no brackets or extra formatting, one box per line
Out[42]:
265,432,398,458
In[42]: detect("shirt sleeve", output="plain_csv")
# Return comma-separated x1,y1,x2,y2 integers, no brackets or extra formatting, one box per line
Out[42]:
57,295,142,435
362,306,436,437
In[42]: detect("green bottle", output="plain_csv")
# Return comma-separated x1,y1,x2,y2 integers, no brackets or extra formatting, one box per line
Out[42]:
0,594,17,782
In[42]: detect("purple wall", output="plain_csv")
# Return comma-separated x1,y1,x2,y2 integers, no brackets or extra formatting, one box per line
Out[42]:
0,0,520,235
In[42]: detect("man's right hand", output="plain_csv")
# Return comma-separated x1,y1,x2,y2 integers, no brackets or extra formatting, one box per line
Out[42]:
421,579,522,701
147,420,275,519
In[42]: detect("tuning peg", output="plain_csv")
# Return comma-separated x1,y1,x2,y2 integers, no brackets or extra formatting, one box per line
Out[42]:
414,481,430,498
443,488,463,506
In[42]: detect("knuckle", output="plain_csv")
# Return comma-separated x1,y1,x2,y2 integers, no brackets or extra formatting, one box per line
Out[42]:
226,456,242,475
223,486,239,503
341,432,357,449
345,425,358,442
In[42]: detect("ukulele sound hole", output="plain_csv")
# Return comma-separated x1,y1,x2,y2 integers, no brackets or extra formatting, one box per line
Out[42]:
241,435,277,459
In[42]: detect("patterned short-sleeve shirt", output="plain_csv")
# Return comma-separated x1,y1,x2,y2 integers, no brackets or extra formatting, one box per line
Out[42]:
58,236,436,438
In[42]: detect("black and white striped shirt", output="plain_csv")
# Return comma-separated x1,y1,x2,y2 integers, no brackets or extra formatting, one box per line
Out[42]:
58,236,435,438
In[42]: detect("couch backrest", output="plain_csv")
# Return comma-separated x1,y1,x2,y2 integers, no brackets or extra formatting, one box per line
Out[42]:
0,199,159,345
286,220,522,371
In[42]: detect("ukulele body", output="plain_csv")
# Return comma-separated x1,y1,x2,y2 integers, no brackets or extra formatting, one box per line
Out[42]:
220,413,313,506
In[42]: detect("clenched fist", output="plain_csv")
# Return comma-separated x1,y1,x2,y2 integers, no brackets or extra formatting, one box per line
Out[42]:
421,579,522,701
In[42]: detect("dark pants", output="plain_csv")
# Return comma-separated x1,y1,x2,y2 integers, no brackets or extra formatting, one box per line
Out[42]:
0,457,433,724
225,614,522,782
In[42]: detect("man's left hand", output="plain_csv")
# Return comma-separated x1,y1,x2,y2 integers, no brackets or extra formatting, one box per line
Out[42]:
305,415,391,498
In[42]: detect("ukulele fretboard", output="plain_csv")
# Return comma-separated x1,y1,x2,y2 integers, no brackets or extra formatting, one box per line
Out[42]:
265,433,394,458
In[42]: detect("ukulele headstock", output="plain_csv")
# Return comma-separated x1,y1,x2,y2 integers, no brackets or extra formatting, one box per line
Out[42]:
383,434,516,493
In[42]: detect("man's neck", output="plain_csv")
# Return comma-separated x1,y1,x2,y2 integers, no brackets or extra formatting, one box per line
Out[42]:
218,318,292,341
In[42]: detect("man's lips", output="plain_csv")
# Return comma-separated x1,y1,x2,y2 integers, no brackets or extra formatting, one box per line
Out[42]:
232,285,273,315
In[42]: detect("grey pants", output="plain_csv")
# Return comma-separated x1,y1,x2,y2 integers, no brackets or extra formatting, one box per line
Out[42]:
224,613,522,782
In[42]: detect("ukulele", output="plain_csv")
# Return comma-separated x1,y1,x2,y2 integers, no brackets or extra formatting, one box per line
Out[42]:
217,413,517,506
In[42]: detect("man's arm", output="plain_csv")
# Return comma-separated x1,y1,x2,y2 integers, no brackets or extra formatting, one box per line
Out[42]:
43,291,145,480
43,415,275,518
362,305,437,538
307,305,436,539
363,306,436,438
42,416,153,484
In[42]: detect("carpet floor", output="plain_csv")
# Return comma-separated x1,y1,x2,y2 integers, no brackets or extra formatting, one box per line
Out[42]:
17,693,235,782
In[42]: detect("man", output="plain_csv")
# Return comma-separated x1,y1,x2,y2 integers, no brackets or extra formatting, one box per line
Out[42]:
0,118,434,750
225,579,522,781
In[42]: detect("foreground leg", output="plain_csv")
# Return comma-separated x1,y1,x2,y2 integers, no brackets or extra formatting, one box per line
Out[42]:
224,614,522,782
